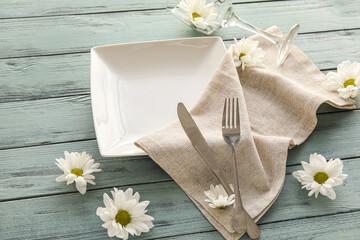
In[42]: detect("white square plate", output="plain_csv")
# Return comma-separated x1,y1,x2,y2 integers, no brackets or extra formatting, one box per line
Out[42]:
91,37,226,157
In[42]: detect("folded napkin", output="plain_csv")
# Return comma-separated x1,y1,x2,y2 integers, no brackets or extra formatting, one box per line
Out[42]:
135,26,355,239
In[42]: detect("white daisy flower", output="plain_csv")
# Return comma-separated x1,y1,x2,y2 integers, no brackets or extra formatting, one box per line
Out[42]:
55,151,101,194
96,188,154,239
292,153,348,200
204,184,235,209
176,0,219,31
230,37,265,71
326,60,360,99
338,85,359,99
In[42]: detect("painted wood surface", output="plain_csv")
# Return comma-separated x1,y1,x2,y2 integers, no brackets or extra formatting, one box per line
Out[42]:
0,94,359,160
170,211,360,240
1,0,360,59
0,0,276,19
0,140,169,201
1,29,360,103
0,160,359,239
1,0,360,239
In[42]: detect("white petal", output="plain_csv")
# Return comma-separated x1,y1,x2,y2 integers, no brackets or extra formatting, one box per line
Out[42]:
101,221,112,229
103,193,114,208
314,190,319,198
124,225,137,236
131,221,150,233
97,209,114,222
83,174,95,180
301,161,316,175
313,154,327,170
319,186,328,196
338,173,348,180
325,187,336,200
75,176,87,194
326,72,343,91
209,203,216,208
308,189,315,197
107,221,119,237
325,158,343,177
292,170,305,181
65,174,77,185
86,179,96,185
55,174,67,182
355,75,360,86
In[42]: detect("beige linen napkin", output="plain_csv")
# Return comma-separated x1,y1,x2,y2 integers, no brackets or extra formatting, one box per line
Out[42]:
135,27,355,239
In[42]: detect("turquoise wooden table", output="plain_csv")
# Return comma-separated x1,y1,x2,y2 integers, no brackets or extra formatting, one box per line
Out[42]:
1,0,360,239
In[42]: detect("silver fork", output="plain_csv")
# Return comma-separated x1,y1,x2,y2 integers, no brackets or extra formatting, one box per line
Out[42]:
222,98,261,238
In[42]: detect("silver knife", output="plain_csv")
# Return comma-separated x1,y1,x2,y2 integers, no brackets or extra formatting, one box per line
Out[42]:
177,102,260,239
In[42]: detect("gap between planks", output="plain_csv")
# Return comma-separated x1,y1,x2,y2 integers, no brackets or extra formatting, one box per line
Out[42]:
0,0,286,20
0,179,174,203
1,28,359,104
0,94,359,152
1,155,357,203
1,27,360,61
153,210,360,240
1,0,360,59
1,175,359,239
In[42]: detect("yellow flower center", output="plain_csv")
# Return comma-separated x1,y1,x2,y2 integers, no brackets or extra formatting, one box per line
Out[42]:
71,168,83,176
216,205,226,209
314,172,329,184
344,78,355,88
115,209,132,226
192,12,201,19
239,52,247,60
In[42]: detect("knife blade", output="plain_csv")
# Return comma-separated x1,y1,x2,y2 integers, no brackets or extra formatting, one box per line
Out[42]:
177,102,233,194
177,102,260,239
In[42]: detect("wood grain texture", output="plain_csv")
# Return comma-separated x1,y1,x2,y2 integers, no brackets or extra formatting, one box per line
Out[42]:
1,29,360,103
0,0,165,19
1,93,360,159
0,161,358,239
0,95,95,149
287,109,360,165
0,125,358,207
1,0,360,58
0,53,91,102
1,0,359,239
0,0,276,19
170,211,360,240
0,140,169,201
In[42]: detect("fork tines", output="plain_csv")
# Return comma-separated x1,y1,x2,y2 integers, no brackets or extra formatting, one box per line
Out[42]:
222,98,240,130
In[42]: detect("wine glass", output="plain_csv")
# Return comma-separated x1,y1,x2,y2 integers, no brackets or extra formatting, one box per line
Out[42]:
167,0,300,65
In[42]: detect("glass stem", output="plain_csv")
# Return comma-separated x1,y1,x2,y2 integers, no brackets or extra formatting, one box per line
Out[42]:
225,12,280,45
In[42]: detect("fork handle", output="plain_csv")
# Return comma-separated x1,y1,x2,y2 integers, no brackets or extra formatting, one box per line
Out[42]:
231,144,261,239
230,144,247,233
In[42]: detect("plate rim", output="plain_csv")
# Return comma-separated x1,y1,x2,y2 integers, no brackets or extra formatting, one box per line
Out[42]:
91,36,226,157
90,36,225,52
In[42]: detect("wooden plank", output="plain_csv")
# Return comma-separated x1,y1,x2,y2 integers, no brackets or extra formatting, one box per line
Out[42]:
0,140,169,201
0,0,165,19
287,110,360,165
0,125,357,201
0,122,358,200
169,212,360,239
0,53,91,102
0,160,358,239
1,0,360,58
0,0,276,19
0,95,95,150
0,181,210,240
1,29,360,103
1,93,360,158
